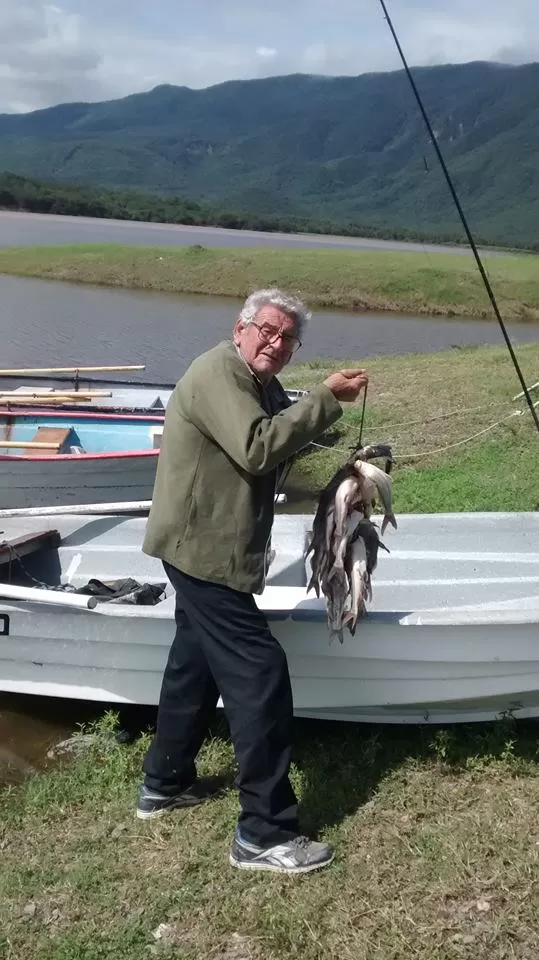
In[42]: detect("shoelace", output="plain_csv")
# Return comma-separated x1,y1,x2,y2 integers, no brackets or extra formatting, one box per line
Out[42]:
292,836,311,849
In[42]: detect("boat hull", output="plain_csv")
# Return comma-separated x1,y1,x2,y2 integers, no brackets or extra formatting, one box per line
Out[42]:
2,600,539,724
0,408,162,507
1,511,539,724
0,452,158,508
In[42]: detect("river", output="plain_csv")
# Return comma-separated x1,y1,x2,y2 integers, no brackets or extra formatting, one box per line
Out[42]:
0,209,509,256
1,271,538,784
2,275,538,379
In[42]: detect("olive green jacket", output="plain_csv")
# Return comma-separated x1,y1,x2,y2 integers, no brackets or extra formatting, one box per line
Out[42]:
142,340,342,593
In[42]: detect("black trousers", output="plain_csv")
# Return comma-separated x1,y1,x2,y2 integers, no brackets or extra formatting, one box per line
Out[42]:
143,562,299,845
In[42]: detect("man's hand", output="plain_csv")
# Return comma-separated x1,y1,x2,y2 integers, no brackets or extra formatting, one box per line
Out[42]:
324,369,369,402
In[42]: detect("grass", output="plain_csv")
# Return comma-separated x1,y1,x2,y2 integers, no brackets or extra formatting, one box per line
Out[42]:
2,712,539,960
1,243,539,320
280,342,539,510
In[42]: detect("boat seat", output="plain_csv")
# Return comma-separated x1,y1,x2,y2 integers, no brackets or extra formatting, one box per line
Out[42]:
0,529,61,566
26,426,74,455
150,426,163,450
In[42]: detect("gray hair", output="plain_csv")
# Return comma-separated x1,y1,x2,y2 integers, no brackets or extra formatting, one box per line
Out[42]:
239,288,310,338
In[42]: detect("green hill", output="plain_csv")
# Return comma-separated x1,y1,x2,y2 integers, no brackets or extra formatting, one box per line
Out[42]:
1,61,538,246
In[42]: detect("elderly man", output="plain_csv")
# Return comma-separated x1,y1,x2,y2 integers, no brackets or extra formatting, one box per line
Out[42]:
137,288,368,875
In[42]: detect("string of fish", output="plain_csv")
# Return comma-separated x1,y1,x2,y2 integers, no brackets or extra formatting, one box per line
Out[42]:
305,384,397,642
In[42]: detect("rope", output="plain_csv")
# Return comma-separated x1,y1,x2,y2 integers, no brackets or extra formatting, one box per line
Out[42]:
391,411,519,460
367,400,511,432
309,408,521,461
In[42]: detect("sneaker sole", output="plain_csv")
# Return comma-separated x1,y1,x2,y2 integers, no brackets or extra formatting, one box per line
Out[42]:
228,853,334,875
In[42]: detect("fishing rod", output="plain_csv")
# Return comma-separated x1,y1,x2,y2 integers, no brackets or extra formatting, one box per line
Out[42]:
378,0,539,434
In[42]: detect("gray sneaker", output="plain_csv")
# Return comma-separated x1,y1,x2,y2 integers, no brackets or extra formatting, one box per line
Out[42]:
136,777,224,820
229,829,334,875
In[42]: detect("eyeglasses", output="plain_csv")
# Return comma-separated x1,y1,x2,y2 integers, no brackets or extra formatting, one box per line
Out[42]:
251,321,302,354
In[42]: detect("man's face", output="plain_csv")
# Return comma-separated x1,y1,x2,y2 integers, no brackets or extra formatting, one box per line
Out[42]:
233,306,300,381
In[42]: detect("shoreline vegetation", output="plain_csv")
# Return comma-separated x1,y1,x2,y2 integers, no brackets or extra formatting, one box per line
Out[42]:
1,171,537,253
0,242,539,321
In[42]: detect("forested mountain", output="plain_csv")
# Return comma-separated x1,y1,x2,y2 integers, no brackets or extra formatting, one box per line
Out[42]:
1,61,538,246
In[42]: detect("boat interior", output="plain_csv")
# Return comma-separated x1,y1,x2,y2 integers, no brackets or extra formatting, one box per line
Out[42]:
0,414,163,457
0,516,309,595
0,512,539,627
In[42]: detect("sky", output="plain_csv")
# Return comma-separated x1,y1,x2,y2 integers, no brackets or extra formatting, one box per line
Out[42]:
1,0,537,113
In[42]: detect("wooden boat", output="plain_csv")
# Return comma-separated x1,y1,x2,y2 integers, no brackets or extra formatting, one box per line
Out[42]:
3,384,174,414
0,409,162,509
6,384,306,413
0,382,305,508
0,510,538,725
0,365,172,415
0,364,307,415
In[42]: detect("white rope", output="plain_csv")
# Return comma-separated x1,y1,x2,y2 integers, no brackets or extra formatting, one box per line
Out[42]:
392,411,519,459
310,409,521,461
365,400,510,432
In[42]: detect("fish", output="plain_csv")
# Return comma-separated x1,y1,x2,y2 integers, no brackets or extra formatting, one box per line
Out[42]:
354,460,397,535
355,443,394,475
305,443,396,640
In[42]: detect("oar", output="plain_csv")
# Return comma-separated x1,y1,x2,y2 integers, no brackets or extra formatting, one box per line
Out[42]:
0,366,145,375
0,390,113,399
0,494,288,519
0,582,99,610
0,396,102,402
0,500,153,518
0,374,175,390
0,398,96,407
0,440,63,449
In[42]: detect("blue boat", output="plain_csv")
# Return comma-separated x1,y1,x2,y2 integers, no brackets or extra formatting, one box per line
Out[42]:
0,408,163,509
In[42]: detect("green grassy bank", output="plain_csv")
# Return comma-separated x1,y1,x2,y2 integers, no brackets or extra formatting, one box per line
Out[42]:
1,243,539,320
2,714,539,960
282,342,539,512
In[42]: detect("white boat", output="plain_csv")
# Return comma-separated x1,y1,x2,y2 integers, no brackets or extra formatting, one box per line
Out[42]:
0,510,538,724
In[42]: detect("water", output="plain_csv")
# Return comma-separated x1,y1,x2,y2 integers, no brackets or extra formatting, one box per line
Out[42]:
1,273,538,783
0,693,156,785
2,275,538,381
0,209,507,257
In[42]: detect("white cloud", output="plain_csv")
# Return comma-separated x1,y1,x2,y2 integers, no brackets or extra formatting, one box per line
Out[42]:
0,0,537,113
0,1,103,111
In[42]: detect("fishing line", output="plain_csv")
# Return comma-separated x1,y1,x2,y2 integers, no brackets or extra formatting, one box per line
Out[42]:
377,0,539,435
